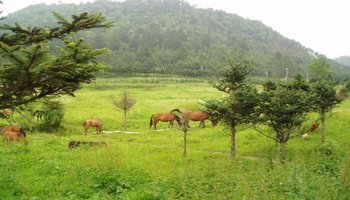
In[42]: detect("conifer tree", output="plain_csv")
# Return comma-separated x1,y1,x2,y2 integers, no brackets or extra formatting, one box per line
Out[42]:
206,59,259,158
0,10,113,109
310,78,342,143
113,90,136,131
256,77,311,164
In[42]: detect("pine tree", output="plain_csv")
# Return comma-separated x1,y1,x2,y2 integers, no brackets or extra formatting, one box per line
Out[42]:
256,77,311,164
0,11,113,109
310,78,342,143
113,90,136,131
206,58,259,159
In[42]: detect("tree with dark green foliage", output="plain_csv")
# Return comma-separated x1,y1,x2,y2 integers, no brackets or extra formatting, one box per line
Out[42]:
256,77,312,164
36,99,65,133
206,59,259,158
309,78,342,143
0,10,113,109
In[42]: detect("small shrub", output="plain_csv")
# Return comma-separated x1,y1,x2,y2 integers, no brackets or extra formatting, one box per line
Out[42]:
93,170,131,196
312,141,341,177
36,100,65,133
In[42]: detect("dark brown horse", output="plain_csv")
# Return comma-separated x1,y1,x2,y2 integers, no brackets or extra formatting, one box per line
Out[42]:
149,111,182,130
83,119,103,134
68,140,107,150
171,109,218,128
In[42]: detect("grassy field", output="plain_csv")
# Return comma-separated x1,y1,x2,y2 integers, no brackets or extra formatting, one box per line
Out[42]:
0,77,349,199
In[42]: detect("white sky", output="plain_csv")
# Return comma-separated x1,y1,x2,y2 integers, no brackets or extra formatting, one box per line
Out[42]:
1,0,349,58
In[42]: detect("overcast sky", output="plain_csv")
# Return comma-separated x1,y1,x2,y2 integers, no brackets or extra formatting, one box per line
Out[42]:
1,0,349,58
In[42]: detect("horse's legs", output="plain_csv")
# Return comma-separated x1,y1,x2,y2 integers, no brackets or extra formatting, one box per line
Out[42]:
199,121,205,128
154,121,158,130
169,120,173,128
84,126,88,135
98,125,103,134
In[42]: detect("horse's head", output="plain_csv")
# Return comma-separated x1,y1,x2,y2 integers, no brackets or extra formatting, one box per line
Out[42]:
175,115,182,126
19,128,27,137
211,119,219,126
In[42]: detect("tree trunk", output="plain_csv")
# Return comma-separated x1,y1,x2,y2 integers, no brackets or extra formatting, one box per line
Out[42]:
124,109,127,131
321,112,326,143
184,130,187,158
230,126,236,159
280,142,286,164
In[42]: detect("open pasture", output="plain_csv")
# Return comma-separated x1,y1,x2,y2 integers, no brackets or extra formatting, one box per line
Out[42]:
1,77,350,199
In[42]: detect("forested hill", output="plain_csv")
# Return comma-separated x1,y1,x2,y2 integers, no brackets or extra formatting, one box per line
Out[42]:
3,0,349,78
335,56,350,67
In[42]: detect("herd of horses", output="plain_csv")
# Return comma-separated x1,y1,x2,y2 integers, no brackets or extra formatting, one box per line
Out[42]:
1,106,319,148
0,108,218,147
149,109,218,129
83,108,218,135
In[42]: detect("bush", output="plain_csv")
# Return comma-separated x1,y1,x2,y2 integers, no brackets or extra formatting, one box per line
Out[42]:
312,141,341,177
36,100,65,133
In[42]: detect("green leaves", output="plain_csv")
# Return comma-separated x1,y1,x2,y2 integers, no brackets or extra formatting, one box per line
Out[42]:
0,12,112,109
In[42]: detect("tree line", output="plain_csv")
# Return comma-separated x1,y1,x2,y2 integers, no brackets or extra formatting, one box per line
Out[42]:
3,0,350,79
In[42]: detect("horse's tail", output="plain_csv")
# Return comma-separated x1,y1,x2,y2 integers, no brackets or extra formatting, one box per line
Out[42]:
170,108,182,113
83,121,87,127
175,114,182,126
149,114,154,128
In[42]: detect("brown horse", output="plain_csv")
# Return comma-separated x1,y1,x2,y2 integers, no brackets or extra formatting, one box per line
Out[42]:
68,140,107,150
171,109,218,128
0,125,26,136
83,119,103,134
3,130,28,145
150,111,182,130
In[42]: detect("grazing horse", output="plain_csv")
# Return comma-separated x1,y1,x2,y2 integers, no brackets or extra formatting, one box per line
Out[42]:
83,119,103,134
68,140,107,150
3,130,28,145
149,111,182,130
0,125,26,136
171,109,218,128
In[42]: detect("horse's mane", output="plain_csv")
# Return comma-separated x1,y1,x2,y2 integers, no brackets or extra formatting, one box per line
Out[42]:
170,108,182,113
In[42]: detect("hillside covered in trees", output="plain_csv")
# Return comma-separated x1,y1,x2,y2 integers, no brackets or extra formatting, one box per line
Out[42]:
335,56,350,68
3,0,349,78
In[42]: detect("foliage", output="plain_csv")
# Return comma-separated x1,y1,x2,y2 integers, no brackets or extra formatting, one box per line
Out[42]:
309,78,343,142
335,56,350,67
114,90,136,112
36,99,65,133
310,79,342,114
6,0,350,78
306,57,332,80
0,11,112,109
113,89,136,130
206,58,258,158
256,76,312,163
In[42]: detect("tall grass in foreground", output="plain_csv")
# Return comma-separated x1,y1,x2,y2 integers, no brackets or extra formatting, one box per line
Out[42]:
0,77,349,199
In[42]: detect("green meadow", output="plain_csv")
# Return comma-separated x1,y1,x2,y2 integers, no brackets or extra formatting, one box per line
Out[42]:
1,77,350,199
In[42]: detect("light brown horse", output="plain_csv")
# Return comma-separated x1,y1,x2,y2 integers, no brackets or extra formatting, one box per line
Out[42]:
83,119,103,134
176,110,218,128
3,130,28,145
149,112,182,130
0,125,26,136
